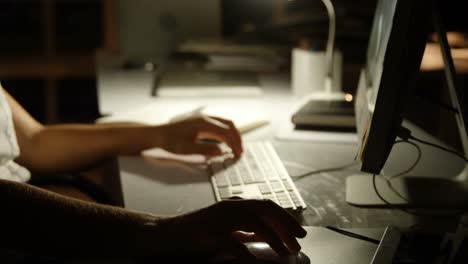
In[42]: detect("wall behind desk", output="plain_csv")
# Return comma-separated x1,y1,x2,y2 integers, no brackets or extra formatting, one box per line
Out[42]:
117,0,221,58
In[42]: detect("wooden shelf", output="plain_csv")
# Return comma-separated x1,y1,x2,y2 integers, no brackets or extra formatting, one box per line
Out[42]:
0,55,95,78
0,0,117,123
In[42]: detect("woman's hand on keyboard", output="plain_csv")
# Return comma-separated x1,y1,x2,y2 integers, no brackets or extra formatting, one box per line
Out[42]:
163,199,307,258
158,114,243,158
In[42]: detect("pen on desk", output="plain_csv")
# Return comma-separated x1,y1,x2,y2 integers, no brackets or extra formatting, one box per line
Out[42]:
170,106,206,123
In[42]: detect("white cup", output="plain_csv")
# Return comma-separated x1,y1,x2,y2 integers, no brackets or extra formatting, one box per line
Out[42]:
291,48,343,97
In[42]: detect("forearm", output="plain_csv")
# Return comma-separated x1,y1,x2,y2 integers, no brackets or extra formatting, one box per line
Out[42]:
0,179,167,257
17,123,165,173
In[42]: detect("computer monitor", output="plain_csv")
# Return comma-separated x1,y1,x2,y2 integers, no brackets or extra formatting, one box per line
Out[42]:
356,0,430,174
346,0,468,208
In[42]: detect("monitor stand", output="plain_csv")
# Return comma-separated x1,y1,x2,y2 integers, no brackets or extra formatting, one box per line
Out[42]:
346,173,468,209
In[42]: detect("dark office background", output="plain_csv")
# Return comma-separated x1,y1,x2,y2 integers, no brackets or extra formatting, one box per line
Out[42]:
0,0,377,124
0,0,465,151
0,0,105,123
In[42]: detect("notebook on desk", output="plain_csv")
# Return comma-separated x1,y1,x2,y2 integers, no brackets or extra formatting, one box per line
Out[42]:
291,99,355,129
97,103,269,135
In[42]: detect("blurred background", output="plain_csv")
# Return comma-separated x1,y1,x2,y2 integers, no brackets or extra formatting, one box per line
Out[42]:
0,0,466,152
0,0,377,124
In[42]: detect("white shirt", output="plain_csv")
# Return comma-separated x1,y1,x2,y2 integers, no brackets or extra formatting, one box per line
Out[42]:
0,83,30,183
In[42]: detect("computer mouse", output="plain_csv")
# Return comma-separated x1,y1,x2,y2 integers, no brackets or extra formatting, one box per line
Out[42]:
244,242,310,264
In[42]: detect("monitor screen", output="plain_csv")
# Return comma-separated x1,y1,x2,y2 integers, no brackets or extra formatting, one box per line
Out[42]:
354,0,430,174
364,0,397,96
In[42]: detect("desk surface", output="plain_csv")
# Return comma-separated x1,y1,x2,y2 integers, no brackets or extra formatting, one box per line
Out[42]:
98,64,466,233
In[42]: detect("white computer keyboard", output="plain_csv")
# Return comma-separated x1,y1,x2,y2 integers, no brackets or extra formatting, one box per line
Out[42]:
210,141,306,211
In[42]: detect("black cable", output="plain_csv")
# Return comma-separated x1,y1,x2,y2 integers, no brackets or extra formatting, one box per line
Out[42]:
383,140,422,202
325,226,381,245
387,140,423,180
372,174,394,208
385,179,410,203
408,135,467,162
374,173,430,216
368,140,421,204
293,161,358,180
372,174,464,217
372,173,425,216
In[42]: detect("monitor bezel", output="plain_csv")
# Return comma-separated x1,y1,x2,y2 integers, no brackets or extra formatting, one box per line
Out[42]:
356,0,431,174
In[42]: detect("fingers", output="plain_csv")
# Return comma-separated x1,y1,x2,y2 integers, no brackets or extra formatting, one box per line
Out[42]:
263,200,307,239
180,199,306,259
224,200,306,256
264,218,302,253
227,238,256,260
209,116,243,157
232,231,264,243
186,143,223,157
195,116,243,158
259,201,306,254
251,222,291,256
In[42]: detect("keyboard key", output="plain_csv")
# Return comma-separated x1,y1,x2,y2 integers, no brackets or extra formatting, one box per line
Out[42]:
256,147,281,180
280,200,293,208
270,180,283,192
253,173,266,183
276,192,292,205
237,158,259,183
214,173,229,187
289,191,299,201
289,191,303,207
258,183,271,194
231,186,244,195
238,166,250,178
225,167,237,178
293,200,303,208
276,191,287,199
218,187,231,199
249,163,263,177
243,149,255,161
282,180,293,191
229,174,242,186
240,185,263,199
211,142,306,211
241,172,255,184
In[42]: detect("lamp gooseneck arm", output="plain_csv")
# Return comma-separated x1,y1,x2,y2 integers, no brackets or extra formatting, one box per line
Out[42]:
321,0,336,92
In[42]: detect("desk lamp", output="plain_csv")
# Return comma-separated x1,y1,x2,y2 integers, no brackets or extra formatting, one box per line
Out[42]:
290,0,355,129
291,0,343,96
321,0,337,94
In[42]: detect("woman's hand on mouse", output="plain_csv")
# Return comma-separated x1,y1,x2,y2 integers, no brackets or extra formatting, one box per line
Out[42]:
159,199,307,259
157,115,243,158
